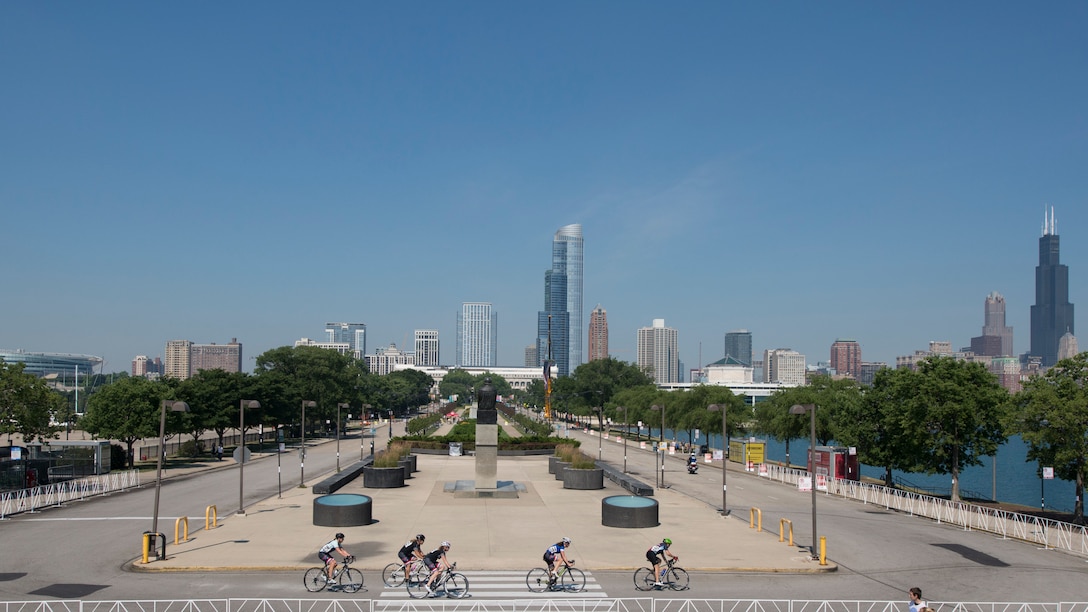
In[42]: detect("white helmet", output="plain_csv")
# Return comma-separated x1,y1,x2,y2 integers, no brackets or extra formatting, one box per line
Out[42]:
441,540,451,548
561,537,571,545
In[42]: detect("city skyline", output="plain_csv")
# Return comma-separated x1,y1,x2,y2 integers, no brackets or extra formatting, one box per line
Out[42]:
3,4,1086,377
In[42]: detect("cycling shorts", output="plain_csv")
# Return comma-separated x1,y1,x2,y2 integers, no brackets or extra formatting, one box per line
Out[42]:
424,558,438,570
399,552,414,564
319,551,334,564
646,550,662,564
543,552,556,564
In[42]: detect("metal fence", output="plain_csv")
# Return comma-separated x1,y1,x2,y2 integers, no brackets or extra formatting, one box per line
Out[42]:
758,464,1088,558
0,469,139,518
2,600,1088,612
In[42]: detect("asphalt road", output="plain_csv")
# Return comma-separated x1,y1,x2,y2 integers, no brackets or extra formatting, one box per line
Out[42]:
2,423,1087,603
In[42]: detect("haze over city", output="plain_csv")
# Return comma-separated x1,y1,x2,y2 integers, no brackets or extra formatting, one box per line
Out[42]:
3,2,1086,375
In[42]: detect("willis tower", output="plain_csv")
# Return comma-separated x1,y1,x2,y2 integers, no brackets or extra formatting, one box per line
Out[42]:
1030,207,1075,368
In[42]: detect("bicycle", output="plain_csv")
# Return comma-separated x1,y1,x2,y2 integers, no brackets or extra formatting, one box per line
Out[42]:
383,557,427,587
633,557,688,591
304,555,364,593
407,561,469,599
526,560,585,593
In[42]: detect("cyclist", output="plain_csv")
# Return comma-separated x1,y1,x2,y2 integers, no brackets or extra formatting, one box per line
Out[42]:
543,537,574,583
423,540,453,595
398,533,426,570
318,533,351,583
646,538,678,587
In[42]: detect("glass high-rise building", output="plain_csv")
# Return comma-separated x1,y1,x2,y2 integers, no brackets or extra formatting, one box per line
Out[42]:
326,323,367,358
537,224,583,376
1030,208,1075,368
724,329,752,366
457,302,497,367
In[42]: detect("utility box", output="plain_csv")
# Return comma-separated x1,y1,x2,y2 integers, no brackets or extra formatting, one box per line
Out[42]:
810,445,859,481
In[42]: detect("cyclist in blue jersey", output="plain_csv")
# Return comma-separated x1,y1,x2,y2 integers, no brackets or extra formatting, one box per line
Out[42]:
543,537,573,583
646,538,678,587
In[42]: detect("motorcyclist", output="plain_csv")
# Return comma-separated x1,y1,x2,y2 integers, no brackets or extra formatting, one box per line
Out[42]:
687,452,698,473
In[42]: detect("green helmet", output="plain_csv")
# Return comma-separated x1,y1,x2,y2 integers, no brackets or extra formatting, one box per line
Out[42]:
663,538,672,545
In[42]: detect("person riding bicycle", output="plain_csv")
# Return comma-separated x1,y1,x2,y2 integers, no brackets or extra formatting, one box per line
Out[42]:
543,537,574,583
398,533,426,568
318,533,351,583
646,538,678,587
423,540,453,595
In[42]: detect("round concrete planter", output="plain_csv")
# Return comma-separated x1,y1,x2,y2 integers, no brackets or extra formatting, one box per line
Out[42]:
363,466,406,488
548,456,560,474
404,454,418,473
313,493,373,527
553,461,571,480
602,495,659,528
398,458,413,480
563,467,604,490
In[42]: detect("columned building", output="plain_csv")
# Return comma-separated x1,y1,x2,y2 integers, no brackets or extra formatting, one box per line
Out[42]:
457,302,497,367
637,319,679,384
1030,207,1075,368
366,343,415,375
588,304,608,361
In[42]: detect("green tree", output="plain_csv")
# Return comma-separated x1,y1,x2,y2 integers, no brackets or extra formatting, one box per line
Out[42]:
176,369,253,449
82,376,173,467
437,368,476,406
847,367,926,487
253,345,366,435
0,360,64,443
1010,352,1088,523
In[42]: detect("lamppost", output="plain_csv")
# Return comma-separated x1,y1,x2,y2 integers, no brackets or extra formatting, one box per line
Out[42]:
152,400,189,540
238,399,261,515
336,403,348,473
299,400,316,487
388,409,394,440
617,406,629,473
651,404,665,487
361,403,372,461
1039,418,1050,512
790,403,818,559
708,404,729,516
276,425,283,499
596,407,604,461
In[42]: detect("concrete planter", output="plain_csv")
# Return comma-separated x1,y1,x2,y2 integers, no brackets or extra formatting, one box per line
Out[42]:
553,461,571,480
313,493,373,527
548,456,559,474
563,467,604,490
404,454,418,473
602,495,659,528
363,466,406,488
398,458,413,480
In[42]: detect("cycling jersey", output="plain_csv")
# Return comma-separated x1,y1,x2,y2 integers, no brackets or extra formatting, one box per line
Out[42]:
320,539,341,554
399,540,421,563
423,548,445,569
543,543,566,563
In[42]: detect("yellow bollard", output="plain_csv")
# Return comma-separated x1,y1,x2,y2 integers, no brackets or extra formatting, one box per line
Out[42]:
175,516,189,544
819,536,827,565
142,532,152,564
748,507,762,532
779,518,793,545
205,505,218,530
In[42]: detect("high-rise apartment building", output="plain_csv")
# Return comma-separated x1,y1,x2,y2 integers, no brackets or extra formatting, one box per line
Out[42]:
724,329,753,366
132,355,150,377
970,292,1014,357
763,348,806,385
1030,208,1075,368
326,323,366,359
190,339,243,376
366,344,415,375
457,302,497,367
164,340,192,379
413,330,440,366
588,304,608,361
637,319,679,384
829,339,861,379
537,224,583,376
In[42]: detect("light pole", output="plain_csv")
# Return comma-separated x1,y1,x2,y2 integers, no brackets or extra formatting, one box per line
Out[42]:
152,400,189,540
790,403,818,559
617,406,628,473
708,404,729,516
276,425,283,499
1039,418,1050,512
388,409,394,440
238,399,261,516
651,404,665,487
299,400,315,487
596,408,604,461
361,403,372,461
336,403,348,473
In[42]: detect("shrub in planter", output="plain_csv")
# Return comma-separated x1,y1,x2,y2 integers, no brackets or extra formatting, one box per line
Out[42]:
563,450,604,490
372,449,401,468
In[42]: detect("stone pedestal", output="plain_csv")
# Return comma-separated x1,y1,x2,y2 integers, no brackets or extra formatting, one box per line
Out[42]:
475,423,498,490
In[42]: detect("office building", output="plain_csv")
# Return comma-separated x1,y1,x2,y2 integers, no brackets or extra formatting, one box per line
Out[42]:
413,330,440,367
367,344,415,376
294,337,353,355
524,342,539,367
1030,208,1075,368
637,319,680,384
326,323,366,359
537,224,583,376
1058,332,1079,361
970,292,1014,357
588,304,608,361
457,302,497,367
724,330,753,366
829,339,861,379
190,339,243,376
858,362,887,386
763,348,806,385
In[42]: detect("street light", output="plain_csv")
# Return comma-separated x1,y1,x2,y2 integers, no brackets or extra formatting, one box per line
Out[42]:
708,404,729,516
336,403,348,473
152,400,189,541
651,404,665,488
238,399,261,516
617,406,629,473
299,400,316,487
388,409,394,440
790,403,818,559
361,403,372,461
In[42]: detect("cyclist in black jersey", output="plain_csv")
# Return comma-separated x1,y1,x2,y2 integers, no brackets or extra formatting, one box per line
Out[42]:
398,534,426,566
422,541,452,595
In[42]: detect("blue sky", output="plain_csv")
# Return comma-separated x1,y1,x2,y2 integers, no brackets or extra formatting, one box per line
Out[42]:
3,2,1086,375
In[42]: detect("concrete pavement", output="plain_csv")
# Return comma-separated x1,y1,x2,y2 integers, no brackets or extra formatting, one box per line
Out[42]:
130,428,833,575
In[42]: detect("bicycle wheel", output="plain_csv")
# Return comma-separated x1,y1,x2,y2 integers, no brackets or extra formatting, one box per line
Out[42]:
406,575,430,599
409,562,428,585
339,567,363,593
633,567,655,591
666,567,689,591
304,567,329,592
443,572,469,598
526,568,549,593
559,567,586,593
383,562,406,587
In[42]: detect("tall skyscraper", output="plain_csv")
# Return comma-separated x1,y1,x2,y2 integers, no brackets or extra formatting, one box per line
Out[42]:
537,224,583,376
413,330,440,366
457,302,497,367
326,323,366,358
724,329,753,366
164,340,192,380
1030,208,1075,368
971,292,1014,357
763,348,806,385
829,339,861,379
637,319,679,384
588,304,608,361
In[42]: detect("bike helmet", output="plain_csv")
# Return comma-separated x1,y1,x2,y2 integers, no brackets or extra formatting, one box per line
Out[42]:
662,538,672,545
561,537,571,545
335,533,345,539
441,541,451,548
416,534,426,541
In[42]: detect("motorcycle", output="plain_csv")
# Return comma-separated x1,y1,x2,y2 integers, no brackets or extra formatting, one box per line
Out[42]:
687,460,698,475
